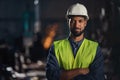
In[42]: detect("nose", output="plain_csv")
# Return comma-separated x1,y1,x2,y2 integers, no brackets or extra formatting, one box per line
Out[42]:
74,21,80,28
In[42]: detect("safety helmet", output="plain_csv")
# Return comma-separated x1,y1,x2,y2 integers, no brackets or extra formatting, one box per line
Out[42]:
66,3,89,20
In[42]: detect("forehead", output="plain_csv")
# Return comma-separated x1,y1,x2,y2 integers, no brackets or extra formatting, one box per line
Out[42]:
69,15,85,20
71,16,85,20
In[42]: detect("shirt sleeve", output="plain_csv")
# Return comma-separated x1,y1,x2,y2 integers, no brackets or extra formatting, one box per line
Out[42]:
87,46,105,80
46,44,61,80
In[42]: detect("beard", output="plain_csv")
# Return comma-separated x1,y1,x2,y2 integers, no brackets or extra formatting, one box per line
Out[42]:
70,27,85,37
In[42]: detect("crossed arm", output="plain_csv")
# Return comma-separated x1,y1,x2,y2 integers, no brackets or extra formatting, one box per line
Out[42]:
60,68,89,80
46,46,104,80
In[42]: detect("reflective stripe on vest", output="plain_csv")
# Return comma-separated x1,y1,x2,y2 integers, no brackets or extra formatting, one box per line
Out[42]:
54,38,98,70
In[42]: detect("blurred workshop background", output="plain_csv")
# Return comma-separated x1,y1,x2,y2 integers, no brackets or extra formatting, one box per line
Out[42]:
0,0,120,80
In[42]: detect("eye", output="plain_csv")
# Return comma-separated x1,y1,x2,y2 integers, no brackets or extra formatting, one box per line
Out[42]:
79,20,83,23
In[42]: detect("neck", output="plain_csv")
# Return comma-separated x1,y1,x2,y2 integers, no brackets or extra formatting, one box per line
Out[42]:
70,34,84,42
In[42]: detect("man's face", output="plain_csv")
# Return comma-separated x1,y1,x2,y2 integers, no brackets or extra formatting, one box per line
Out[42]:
69,16,87,37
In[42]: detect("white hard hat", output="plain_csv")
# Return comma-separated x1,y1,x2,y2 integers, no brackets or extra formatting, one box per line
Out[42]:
66,3,89,19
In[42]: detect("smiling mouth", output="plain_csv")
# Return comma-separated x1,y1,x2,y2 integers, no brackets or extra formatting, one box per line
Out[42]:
75,29,81,32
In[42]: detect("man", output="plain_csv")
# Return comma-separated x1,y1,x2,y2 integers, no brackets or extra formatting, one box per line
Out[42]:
46,3,105,80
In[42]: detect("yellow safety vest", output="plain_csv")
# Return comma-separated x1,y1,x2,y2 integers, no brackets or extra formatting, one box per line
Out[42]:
54,38,98,70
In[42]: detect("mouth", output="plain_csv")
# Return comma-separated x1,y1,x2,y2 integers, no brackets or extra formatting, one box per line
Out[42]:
75,28,81,32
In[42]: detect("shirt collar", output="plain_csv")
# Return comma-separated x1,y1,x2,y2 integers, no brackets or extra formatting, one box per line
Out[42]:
68,37,84,47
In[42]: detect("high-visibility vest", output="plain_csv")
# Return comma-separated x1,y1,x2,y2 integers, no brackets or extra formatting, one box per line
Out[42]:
54,38,98,70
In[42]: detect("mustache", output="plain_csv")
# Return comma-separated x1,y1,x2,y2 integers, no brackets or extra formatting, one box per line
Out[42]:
73,27,81,30
73,27,81,29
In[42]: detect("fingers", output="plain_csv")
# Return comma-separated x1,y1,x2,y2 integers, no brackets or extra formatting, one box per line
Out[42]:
79,68,89,75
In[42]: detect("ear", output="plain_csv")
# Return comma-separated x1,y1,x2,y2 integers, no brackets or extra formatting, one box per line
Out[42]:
84,20,88,27
67,19,69,24
67,19,71,27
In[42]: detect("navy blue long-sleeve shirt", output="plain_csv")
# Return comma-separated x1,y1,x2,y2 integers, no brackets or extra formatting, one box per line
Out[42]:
46,38,105,80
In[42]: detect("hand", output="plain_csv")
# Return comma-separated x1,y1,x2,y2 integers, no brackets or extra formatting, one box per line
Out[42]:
79,68,89,75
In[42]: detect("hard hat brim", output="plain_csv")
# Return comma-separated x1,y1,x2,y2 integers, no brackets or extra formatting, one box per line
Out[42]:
66,15,89,20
